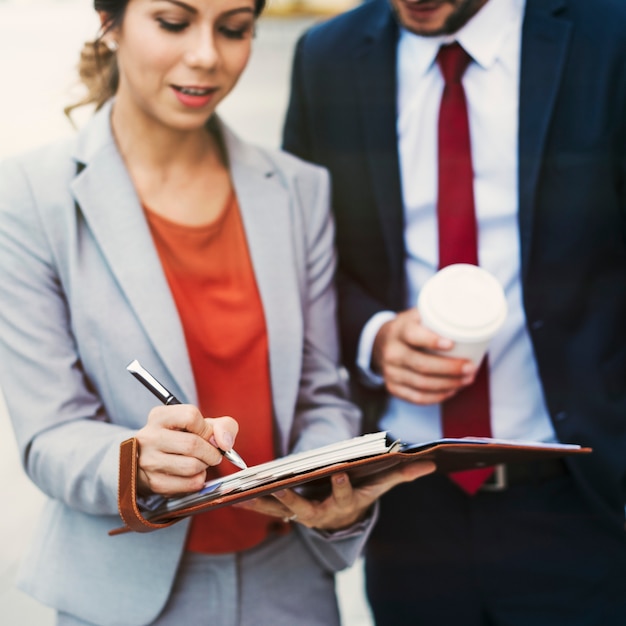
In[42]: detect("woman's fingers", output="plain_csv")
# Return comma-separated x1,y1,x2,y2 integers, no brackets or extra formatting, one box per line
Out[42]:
233,494,295,520
235,462,437,532
207,415,239,454
365,461,437,496
136,406,241,496
141,432,215,471
137,463,208,497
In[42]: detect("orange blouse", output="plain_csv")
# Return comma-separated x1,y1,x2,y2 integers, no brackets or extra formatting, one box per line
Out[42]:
145,192,287,553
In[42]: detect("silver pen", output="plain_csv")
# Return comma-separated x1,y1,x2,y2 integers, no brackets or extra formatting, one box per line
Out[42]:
126,359,247,470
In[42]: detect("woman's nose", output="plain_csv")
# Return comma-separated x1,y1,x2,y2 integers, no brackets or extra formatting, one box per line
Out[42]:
184,28,218,69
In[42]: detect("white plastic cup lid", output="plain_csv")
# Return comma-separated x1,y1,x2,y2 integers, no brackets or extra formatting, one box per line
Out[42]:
418,264,507,343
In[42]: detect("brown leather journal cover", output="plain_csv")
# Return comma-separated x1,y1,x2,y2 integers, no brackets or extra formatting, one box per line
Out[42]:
110,434,591,536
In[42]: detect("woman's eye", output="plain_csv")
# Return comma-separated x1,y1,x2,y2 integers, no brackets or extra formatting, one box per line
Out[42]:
157,18,188,33
220,24,253,40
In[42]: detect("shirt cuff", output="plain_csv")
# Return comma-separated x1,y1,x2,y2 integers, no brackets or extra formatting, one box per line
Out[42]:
356,311,397,387
311,504,378,541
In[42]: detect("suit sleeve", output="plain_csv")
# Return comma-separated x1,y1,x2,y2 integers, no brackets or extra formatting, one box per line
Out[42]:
0,158,128,517
282,34,315,163
621,98,626,246
282,33,395,376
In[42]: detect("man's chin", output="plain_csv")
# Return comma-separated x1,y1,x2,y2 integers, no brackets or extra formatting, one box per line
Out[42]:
394,1,458,36
391,0,489,37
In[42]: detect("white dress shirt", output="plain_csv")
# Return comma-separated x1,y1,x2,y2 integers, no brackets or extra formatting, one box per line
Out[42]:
357,0,556,444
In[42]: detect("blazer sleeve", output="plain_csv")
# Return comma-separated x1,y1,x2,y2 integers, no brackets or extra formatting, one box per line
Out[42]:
273,157,376,571
0,156,129,517
286,161,361,452
282,29,399,376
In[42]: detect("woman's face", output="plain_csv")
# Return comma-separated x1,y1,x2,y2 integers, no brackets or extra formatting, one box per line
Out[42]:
108,0,256,132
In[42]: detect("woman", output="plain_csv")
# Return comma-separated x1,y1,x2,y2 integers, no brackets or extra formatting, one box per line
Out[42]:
0,1,432,624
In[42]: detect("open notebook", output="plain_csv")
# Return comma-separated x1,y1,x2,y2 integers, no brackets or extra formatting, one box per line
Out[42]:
134,432,589,525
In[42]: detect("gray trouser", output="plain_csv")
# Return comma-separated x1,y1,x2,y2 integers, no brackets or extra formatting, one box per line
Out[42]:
57,530,340,626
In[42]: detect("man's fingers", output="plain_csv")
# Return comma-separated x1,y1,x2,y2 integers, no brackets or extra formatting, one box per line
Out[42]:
386,380,457,406
383,308,452,353
385,362,471,392
401,316,453,353
385,343,474,378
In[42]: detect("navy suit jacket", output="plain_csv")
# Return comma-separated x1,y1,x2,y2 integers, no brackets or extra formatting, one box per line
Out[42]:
283,0,626,528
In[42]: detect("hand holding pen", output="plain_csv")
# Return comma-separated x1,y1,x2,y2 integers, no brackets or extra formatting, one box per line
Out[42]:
127,360,247,477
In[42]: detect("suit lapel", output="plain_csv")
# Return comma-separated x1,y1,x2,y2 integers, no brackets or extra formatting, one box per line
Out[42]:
353,4,406,305
518,0,571,281
70,107,196,403
223,126,301,442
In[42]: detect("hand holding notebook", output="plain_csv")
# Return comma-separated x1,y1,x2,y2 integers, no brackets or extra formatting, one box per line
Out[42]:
111,431,590,535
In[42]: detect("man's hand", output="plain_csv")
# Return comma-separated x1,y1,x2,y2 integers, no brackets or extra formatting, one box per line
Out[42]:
372,308,476,405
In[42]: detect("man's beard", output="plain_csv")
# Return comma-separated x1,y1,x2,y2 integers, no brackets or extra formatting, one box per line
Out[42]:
395,0,488,36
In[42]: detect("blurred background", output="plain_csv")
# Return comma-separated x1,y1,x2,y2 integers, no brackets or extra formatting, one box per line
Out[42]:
0,0,373,624
0,0,361,158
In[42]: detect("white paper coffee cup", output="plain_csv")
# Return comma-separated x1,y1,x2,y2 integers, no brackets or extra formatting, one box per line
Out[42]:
417,264,507,365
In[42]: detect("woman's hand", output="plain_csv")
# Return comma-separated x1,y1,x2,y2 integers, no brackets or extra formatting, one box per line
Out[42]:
235,461,436,531
372,308,477,405
135,405,239,497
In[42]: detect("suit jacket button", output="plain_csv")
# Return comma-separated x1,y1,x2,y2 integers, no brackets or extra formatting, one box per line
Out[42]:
530,320,544,331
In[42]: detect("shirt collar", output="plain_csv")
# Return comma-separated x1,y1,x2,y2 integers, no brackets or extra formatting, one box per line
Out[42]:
398,0,525,75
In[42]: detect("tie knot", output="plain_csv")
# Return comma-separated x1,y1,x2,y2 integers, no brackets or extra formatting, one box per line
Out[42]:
437,42,472,84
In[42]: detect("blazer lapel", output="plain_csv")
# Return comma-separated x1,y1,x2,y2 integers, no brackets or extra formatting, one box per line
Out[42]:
223,126,301,443
518,0,572,281
70,109,304,430
353,4,406,306
70,106,196,403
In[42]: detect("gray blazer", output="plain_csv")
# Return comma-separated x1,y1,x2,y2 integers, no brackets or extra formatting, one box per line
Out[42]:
0,102,368,625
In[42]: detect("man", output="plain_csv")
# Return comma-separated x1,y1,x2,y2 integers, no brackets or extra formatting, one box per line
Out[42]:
282,0,626,624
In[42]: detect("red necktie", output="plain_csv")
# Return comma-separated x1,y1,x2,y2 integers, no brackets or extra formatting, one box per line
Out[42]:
436,42,494,494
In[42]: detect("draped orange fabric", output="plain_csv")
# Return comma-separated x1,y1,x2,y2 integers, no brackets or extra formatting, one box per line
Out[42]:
144,193,288,553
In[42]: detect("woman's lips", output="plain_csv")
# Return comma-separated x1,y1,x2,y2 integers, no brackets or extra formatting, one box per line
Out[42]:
171,85,218,109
